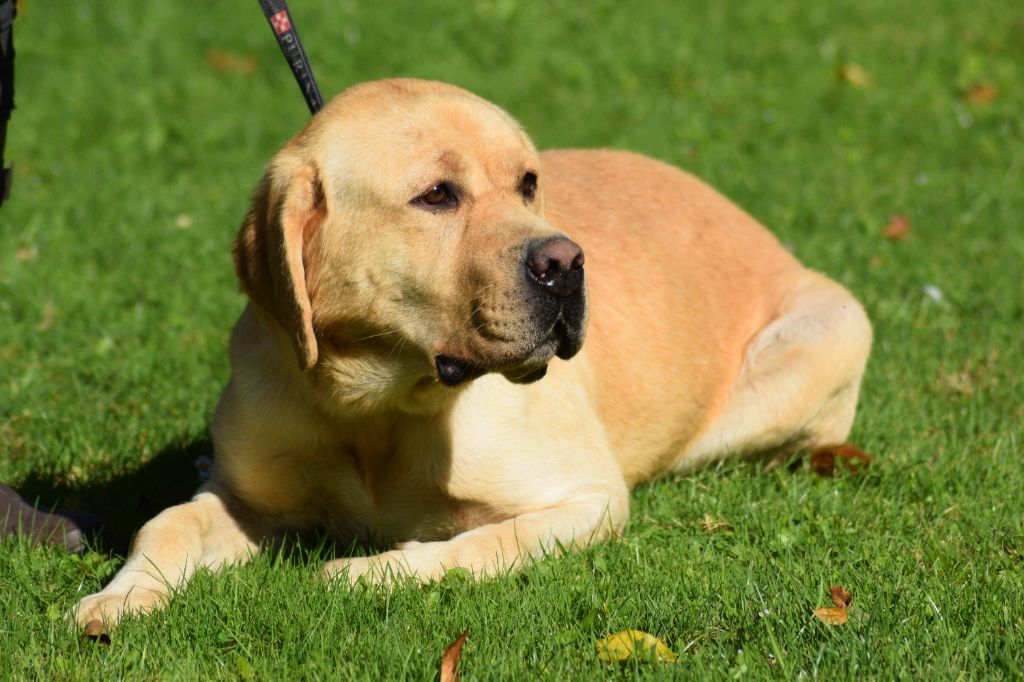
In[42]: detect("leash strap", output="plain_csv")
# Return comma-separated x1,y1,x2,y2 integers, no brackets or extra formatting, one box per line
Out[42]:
0,0,15,206
257,0,324,115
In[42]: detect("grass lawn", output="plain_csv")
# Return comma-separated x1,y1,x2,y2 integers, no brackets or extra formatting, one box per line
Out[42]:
2,0,1023,678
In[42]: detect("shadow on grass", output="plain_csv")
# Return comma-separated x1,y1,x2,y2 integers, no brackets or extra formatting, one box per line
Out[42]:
16,436,209,556
11,438,875,562
13,436,367,563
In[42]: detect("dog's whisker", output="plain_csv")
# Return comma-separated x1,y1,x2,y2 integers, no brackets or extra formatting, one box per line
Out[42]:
385,337,403,361
462,286,500,332
467,282,497,301
352,329,401,343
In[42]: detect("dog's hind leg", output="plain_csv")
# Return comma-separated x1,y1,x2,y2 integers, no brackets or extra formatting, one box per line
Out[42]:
679,272,872,470
70,485,267,628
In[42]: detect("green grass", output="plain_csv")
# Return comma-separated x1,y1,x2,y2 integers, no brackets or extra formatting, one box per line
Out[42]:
2,0,1022,678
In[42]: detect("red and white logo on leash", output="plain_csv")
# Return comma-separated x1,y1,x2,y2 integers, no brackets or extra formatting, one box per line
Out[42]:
270,10,292,35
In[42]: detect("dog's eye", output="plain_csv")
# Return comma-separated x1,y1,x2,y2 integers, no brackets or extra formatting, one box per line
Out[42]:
416,183,458,210
520,172,538,201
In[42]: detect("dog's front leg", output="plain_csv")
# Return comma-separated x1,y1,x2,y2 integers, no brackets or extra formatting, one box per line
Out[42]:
323,490,628,584
71,486,266,628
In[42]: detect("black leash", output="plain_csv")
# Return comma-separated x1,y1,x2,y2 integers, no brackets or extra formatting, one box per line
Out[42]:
256,0,324,115
0,0,15,206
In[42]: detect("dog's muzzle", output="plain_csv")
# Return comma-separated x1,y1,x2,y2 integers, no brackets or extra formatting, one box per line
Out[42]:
433,236,587,388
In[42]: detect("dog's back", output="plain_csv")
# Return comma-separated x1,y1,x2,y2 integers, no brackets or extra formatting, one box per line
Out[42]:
541,149,809,483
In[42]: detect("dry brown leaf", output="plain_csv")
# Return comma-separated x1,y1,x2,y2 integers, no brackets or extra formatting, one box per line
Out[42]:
809,449,836,477
830,584,853,609
440,629,469,682
837,63,871,88
810,444,873,478
82,619,111,646
699,513,732,534
833,444,873,469
16,245,37,262
814,585,855,625
204,48,258,76
939,369,975,396
935,351,1001,397
964,82,998,106
36,301,56,332
813,606,848,625
596,630,677,664
882,214,911,241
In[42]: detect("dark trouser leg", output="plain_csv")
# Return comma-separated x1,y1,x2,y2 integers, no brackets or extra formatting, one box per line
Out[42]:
0,483,103,551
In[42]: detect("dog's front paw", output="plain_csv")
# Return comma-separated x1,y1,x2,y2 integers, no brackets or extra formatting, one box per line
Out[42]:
69,588,167,630
323,548,442,586
322,554,400,586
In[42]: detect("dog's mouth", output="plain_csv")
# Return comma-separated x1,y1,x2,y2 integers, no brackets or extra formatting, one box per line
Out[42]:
434,318,581,388
434,354,486,387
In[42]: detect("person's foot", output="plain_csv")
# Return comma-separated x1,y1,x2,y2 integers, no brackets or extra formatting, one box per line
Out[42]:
0,484,104,551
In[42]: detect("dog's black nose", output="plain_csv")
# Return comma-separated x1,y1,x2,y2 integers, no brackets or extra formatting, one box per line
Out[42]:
525,236,585,297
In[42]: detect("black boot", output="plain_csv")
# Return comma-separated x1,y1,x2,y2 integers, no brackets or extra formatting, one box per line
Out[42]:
0,483,104,552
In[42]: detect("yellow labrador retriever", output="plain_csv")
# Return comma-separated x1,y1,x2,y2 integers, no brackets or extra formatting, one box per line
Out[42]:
73,78,871,627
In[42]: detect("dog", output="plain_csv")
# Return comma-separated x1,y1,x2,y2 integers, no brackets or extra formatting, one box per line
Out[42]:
72,78,871,627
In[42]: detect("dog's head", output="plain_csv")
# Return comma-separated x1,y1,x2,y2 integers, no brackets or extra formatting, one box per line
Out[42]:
233,79,587,412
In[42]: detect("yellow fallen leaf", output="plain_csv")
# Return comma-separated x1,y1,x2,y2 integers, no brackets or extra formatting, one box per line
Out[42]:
204,48,258,76
596,629,677,663
837,63,871,88
36,301,57,332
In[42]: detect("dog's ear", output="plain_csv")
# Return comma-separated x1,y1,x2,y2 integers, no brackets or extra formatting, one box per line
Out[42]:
233,156,325,371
